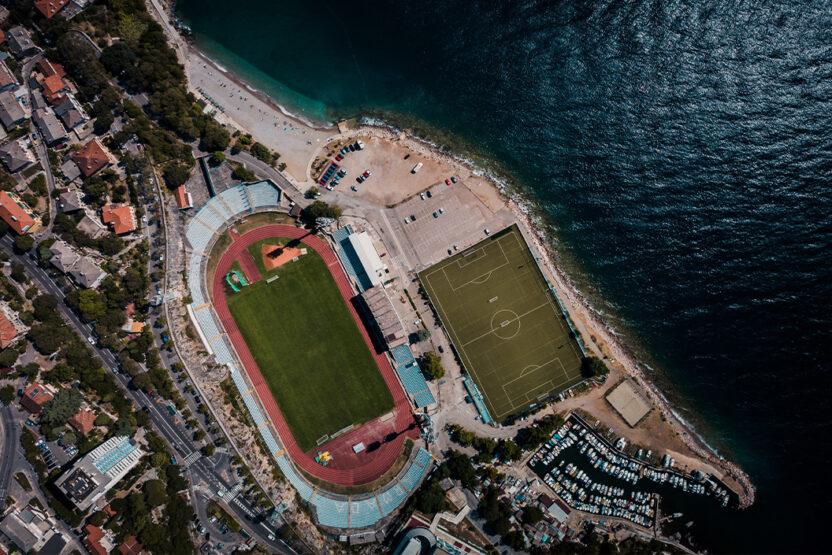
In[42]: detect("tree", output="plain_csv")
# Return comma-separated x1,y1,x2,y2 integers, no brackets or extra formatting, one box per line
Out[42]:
496,439,523,462
409,329,431,344
0,385,14,405
93,110,115,135
131,372,152,392
249,142,271,163
446,450,478,489
305,186,318,199
14,234,34,253
421,352,445,380
40,388,83,431
412,480,447,514
503,530,526,550
580,356,608,378
303,200,342,221
231,166,255,182
10,263,27,283
162,164,190,189
523,505,544,525
209,151,225,166
200,121,230,152
0,349,19,368
144,479,168,508
202,444,215,456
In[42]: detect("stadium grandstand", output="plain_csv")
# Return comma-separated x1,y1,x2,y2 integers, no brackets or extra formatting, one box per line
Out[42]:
389,345,436,409
182,185,433,531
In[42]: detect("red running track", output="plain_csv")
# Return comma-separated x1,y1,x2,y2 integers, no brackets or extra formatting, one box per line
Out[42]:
212,225,418,486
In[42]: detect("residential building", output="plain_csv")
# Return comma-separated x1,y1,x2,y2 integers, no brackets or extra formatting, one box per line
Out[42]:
68,409,96,435
6,27,38,58
35,59,66,80
48,240,105,288
0,91,25,130
60,158,81,182
20,383,53,414
0,191,41,234
59,107,85,130
55,435,144,511
41,74,68,103
57,188,83,212
71,138,110,177
360,285,407,351
52,93,82,116
0,504,67,554
0,60,18,92
32,108,67,146
101,203,136,235
118,536,147,555
78,211,106,237
174,185,193,209
0,139,35,172
0,302,27,349
35,0,69,19
0,5,9,23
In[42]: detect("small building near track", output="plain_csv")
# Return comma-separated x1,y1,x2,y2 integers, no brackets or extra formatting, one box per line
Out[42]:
359,284,407,351
347,231,386,288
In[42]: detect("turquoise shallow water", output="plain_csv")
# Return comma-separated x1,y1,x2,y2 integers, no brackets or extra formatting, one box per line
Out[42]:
178,1,832,551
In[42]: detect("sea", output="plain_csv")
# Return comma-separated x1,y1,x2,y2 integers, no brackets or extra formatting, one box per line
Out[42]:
177,1,832,552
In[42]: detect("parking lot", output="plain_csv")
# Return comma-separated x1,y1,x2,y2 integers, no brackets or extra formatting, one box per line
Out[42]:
391,180,513,268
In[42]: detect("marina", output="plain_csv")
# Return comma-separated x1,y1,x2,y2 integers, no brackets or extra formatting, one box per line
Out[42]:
529,414,736,533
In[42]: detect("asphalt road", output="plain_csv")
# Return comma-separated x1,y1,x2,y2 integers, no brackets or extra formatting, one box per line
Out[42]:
0,235,294,553
0,403,22,511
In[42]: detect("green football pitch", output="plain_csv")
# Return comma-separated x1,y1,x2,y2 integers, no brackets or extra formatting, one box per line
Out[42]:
226,240,394,452
419,225,583,421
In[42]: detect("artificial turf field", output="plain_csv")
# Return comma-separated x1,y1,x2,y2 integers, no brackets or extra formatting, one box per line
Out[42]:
419,225,583,421
226,239,394,452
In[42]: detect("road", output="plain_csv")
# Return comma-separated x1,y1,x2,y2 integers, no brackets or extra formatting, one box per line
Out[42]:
0,235,294,553
0,403,22,511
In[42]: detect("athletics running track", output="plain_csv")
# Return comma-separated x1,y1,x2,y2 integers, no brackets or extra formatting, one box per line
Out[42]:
211,225,418,486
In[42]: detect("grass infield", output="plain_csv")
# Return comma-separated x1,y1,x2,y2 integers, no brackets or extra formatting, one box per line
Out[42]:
419,224,583,421
226,239,394,452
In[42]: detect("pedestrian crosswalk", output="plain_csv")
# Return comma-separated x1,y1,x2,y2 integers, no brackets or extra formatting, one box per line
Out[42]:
183,451,202,466
225,481,244,502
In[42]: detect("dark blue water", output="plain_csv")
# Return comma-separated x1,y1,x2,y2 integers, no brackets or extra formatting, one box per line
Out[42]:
178,1,832,551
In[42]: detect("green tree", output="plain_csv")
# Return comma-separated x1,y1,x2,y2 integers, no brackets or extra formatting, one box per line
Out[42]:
231,166,255,182
304,200,342,221
14,234,34,253
305,186,318,198
200,121,230,152
40,388,83,431
162,164,190,189
144,479,168,508
421,352,445,380
496,439,523,462
10,263,27,283
209,151,225,166
580,356,608,378
523,505,543,524
0,385,14,405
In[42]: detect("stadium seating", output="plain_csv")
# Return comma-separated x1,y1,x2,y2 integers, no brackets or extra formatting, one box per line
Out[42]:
195,309,221,342
396,360,430,396
185,220,214,253
348,497,381,528
208,196,234,221
210,337,234,366
229,368,249,397
331,225,353,245
398,459,425,492
413,448,433,469
390,345,415,365
276,455,314,500
314,496,350,529
377,483,408,516
188,256,206,306
219,185,251,215
195,204,226,232
413,389,436,408
242,394,266,428
259,428,281,455
247,181,281,208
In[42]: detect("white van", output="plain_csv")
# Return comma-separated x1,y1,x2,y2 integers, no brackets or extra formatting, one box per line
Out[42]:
411,162,423,174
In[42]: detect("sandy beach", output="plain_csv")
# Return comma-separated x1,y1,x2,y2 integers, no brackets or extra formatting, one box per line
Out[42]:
151,0,754,508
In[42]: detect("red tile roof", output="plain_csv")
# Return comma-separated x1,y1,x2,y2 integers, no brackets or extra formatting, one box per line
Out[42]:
0,60,16,89
71,139,110,177
101,204,136,235
0,30,5,45
21,383,53,414
118,536,146,555
36,59,66,79
0,310,18,349
42,74,67,99
174,185,192,209
0,191,37,234
68,408,96,435
83,525,108,555
34,0,68,18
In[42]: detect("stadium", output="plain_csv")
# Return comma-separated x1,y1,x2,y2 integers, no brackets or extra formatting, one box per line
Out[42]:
184,180,433,532
419,224,585,422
